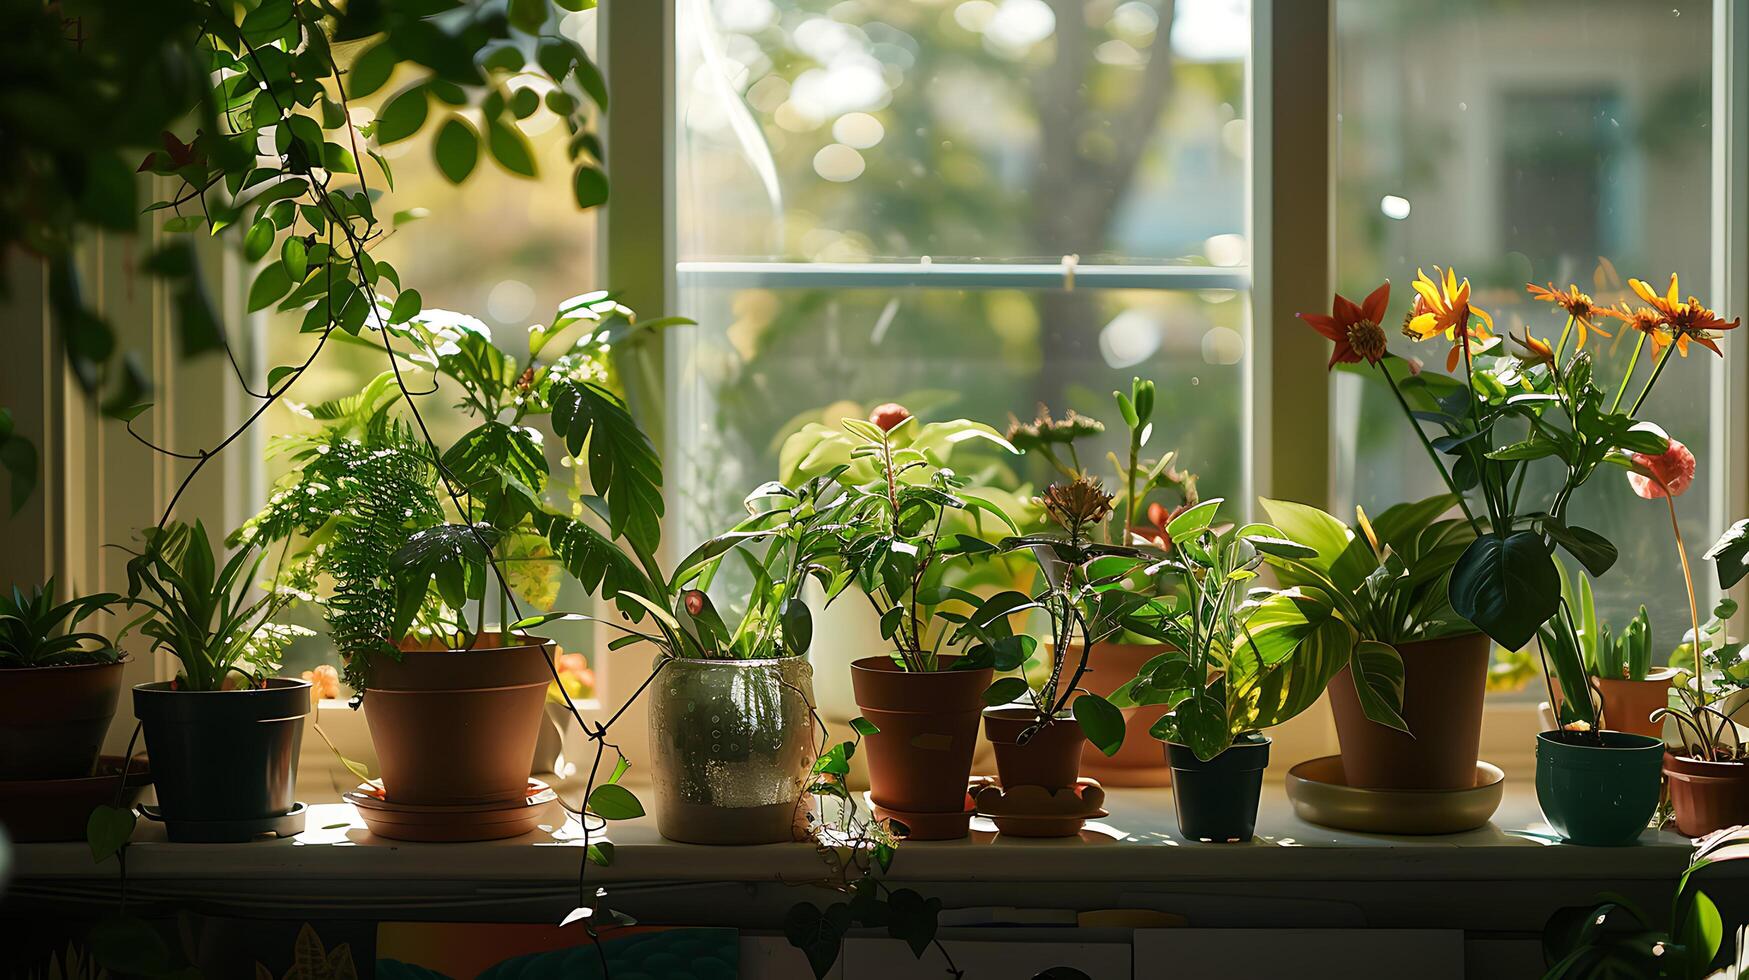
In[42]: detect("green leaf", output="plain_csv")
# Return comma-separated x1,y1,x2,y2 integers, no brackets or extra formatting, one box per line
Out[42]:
87,804,135,863
1349,640,1408,732
348,42,397,98
1678,891,1723,975
247,263,292,312
1171,693,1229,762
280,236,308,281
1486,438,1562,462
586,841,615,867
433,116,479,183
1543,520,1618,578
549,382,664,553
781,596,812,656
784,902,850,979
982,675,1029,706
389,288,422,324
1165,497,1222,540
586,783,644,820
508,0,548,33
850,716,880,736
375,85,429,145
1449,532,1560,651
573,163,609,209
1704,519,1749,590
885,888,942,959
486,118,537,177
1073,692,1126,757
243,219,275,262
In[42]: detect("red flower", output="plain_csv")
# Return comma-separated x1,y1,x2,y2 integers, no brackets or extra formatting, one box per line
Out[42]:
1138,500,1191,548
1298,282,1391,369
869,402,911,432
1627,438,1696,499
682,590,707,616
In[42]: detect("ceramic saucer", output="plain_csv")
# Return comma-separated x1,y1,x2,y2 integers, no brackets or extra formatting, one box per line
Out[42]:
974,777,1107,838
347,777,557,842
1285,756,1505,835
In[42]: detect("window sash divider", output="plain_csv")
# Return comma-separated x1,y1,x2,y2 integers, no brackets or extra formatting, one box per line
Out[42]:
675,261,1251,293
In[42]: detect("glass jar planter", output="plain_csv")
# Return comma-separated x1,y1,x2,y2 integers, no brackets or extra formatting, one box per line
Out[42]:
647,654,817,844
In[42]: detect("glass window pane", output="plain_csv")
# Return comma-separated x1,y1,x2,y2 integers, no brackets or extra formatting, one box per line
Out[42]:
677,0,1250,264
668,284,1247,541
1333,0,1718,671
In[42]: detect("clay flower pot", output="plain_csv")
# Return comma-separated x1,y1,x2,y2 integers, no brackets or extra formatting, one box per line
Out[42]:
1328,632,1488,790
984,707,1084,791
364,634,553,807
1665,753,1749,838
850,655,991,835
1166,735,1270,843
0,660,128,780
647,654,818,845
133,678,310,830
1594,668,1677,739
1071,641,1174,787
1535,730,1664,846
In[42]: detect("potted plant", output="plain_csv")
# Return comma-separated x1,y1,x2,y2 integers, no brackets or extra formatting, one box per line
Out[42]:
1552,562,1674,740
123,521,313,841
1005,378,1200,786
0,582,129,781
781,403,1021,838
952,477,1152,818
1255,494,1478,790
1126,498,1357,842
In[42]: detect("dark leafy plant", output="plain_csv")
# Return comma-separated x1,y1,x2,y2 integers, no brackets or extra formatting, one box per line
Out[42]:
1543,824,1749,978
780,408,1021,672
1122,499,1361,761
4,0,611,508
1255,494,1474,731
122,521,307,691
0,581,125,668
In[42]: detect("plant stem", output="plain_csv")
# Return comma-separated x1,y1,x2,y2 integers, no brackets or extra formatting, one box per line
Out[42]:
1552,313,1575,364
1457,326,1505,532
1610,331,1647,413
1627,342,1676,418
1378,363,1480,531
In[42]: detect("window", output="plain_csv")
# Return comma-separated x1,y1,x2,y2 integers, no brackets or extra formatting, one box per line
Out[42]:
671,0,1254,544
1332,0,1729,670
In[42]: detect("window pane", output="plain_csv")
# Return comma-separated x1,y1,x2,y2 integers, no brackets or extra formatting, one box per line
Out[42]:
677,0,1250,264
1333,0,1718,669
668,285,1247,542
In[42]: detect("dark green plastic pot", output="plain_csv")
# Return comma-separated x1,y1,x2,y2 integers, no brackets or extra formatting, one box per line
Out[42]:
1166,734,1270,842
1535,730,1664,846
134,678,310,829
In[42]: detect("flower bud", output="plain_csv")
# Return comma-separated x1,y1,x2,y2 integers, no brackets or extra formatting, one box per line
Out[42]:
869,402,911,432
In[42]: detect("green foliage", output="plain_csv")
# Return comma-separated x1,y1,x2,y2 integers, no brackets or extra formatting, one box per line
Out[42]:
1703,518,1749,591
124,521,306,691
0,580,125,668
1122,500,1359,762
5,0,611,452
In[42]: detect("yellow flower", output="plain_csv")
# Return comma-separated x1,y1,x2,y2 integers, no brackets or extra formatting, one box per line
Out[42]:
1627,274,1742,357
1405,266,1494,371
1526,282,1611,349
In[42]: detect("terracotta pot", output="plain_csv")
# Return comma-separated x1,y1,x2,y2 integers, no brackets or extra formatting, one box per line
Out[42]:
1594,669,1677,739
1665,753,1749,838
0,660,128,780
850,656,991,818
984,707,1084,790
1070,641,1173,787
1328,631,1488,791
364,634,553,807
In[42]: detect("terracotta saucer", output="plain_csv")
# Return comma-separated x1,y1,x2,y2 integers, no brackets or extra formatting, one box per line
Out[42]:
1285,756,1505,835
347,778,557,842
864,789,978,841
973,777,1107,837
0,756,152,843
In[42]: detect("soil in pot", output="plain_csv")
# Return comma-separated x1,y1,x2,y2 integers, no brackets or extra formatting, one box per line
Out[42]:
850,656,991,822
1166,735,1270,843
133,678,310,826
1534,730,1664,845
984,707,1084,790
0,660,128,780
1071,641,1173,787
1665,753,1749,838
1328,631,1488,791
364,634,553,807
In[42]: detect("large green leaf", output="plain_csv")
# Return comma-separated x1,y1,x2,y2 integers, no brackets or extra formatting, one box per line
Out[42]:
1258,497,1374,592
1349,639,1408,732
549,381,664,553
1449,532,1560,650
532,511,655,621
1228,588,1354,732
1704,519,1749,590
1073,692,1125,757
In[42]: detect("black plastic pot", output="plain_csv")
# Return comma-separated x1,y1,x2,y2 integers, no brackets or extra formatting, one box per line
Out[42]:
1166,734,1270,842
133,679,309,837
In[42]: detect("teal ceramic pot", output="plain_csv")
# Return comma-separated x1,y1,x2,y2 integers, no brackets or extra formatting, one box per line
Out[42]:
1535,730,1664,845
1166,734,1270,842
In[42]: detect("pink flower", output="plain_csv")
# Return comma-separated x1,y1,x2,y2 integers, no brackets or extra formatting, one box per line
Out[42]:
1627,438,1696,499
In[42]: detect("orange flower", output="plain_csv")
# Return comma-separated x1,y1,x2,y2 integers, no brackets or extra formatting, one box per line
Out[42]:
1405,266,1494,371
1626,438,1696,499
1526,282,1611,349
1298,282,1391,369
1509,331,1554,367
1601,301,1663,341
1626,274,1742,358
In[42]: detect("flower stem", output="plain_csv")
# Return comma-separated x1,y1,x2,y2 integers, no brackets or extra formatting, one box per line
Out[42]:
1378,362,1480,531
1553,313,1575,363
1609,331,1647,413
1458,328,1505,531
1627,342,1676,418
